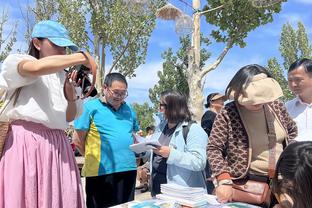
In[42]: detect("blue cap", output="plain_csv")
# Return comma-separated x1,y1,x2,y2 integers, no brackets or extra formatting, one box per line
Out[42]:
31,20,78,51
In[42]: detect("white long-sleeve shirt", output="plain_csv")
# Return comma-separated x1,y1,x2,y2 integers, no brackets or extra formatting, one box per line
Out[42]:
0,54,82,130
286,97,312,142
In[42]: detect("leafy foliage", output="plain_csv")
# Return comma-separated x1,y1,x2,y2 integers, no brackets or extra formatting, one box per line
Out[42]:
30,0,165,82
0,9,17,62
33,0,58,21
279,22,312,70
203,0,285,48
149,35,211,108
87,0,165,78
131,102,155,133
267,21,312,102
174,0,285,121
267,58,293,102
57,0,89,50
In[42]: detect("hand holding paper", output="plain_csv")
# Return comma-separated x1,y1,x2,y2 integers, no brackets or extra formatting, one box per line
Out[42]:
130,140,161,153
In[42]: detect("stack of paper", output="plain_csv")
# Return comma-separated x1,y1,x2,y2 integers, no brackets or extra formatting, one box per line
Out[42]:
156,184,220,207
130,136,161,153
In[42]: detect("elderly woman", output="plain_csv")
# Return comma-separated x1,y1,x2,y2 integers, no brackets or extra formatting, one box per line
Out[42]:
207,64,297,206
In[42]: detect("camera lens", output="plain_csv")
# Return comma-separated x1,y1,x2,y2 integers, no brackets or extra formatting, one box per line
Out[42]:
81,78,98,97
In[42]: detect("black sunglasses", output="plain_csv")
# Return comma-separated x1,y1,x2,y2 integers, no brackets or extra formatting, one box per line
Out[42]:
159,103,167,108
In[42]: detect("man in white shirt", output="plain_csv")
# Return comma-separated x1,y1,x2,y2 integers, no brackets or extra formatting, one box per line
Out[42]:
286,58,312,141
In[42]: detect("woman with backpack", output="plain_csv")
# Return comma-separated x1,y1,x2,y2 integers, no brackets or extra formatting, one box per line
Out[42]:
149,90,208,196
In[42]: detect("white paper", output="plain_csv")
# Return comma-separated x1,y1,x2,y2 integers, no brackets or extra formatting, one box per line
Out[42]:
130,140,161,153
156,194,208,207
133,133,146,143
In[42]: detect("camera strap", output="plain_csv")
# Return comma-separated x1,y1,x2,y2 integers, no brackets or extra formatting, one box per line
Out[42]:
63,51,97,101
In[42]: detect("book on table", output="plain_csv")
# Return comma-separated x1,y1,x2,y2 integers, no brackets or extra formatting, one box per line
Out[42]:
156,183,220,207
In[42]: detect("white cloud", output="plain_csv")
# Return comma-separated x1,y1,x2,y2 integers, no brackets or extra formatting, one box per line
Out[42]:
128,62,162,88
127,61,162,104
155,19,176,32
203,54,265,94
149,36,174,49
126,53,266,104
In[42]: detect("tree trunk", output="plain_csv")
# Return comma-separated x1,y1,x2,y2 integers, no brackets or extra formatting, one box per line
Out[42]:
187,62,204,122
94,35,102,91
187,8,203,122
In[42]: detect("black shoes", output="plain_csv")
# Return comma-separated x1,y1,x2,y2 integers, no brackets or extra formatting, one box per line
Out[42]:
140,184,149,193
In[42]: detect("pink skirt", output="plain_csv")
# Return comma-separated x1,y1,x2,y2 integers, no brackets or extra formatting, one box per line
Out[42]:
0,120,85,208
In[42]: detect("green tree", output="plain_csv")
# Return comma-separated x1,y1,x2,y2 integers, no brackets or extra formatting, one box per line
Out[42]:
166,0,285,121
0,9,17,62
29,0,165,88
267,58,293,101
131,102,155,134
149,34,210,108
267,21,312,101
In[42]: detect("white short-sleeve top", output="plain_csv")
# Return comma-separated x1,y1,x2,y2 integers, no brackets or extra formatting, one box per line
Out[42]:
0,54,82,130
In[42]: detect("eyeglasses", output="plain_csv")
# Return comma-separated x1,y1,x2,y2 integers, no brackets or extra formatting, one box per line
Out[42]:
159,103,167,108
107,88,128,99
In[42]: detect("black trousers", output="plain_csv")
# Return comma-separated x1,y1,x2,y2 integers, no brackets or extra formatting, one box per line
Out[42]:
86,170,137,208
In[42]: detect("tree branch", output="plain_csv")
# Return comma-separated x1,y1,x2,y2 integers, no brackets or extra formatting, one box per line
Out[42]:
199,5,224,15
108,23,146,73
108,38,131,74
86,35,94,46
100,42,106,84
200,38,233,78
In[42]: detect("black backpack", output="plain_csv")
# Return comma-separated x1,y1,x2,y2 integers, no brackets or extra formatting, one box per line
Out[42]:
182,120,196,143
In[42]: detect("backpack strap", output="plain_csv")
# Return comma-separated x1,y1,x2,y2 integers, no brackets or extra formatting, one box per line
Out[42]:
182,120,196,144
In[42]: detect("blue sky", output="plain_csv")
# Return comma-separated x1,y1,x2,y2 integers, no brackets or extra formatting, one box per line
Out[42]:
1,0,312,105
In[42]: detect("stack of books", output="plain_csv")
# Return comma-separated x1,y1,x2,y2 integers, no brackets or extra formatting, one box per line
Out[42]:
156,183,219,207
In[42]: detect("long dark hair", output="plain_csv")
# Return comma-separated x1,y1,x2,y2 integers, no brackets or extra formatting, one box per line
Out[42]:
160,90,191,123
28,38,43,59
225,64,272,100
272,141,312,208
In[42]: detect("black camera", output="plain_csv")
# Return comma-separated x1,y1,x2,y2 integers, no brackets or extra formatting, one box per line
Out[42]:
74,65,98,97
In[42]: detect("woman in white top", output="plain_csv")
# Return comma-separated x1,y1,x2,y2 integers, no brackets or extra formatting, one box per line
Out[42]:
0,20,90,207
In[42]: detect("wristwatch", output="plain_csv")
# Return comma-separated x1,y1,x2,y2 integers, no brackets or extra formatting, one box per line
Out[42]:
218,179,233,186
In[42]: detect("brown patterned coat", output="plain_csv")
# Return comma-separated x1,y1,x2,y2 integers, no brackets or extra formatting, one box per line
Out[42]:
207,100,297,179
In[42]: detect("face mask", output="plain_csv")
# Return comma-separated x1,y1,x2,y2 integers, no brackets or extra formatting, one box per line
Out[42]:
154,112,166,125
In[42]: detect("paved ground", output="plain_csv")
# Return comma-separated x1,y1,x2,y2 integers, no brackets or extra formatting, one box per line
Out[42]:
134,180,152,201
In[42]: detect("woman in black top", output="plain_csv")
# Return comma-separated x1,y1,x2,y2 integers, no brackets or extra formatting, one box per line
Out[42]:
201,93,225,136
201,93,225,194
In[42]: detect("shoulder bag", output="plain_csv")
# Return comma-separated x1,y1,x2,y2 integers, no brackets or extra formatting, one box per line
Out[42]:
232,104,276,206
0,88,21,159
